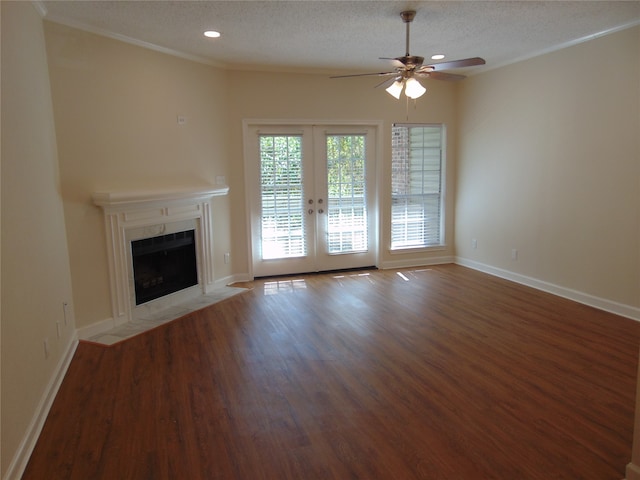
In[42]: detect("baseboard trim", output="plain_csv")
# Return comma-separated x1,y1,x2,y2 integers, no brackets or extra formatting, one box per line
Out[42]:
216,273,252,287
76,316,116,340
455,257,640,322
3,335,78,480
625,462,640,480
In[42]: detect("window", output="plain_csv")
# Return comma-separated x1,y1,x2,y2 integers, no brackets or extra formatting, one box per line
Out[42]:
391,124,445,250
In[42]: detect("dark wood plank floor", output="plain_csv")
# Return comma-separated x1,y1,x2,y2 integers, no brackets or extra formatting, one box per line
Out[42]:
23,265,640,479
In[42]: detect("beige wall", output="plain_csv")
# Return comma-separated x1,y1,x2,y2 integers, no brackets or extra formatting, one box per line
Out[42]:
44,21,233,328
226,70,459,274
456,26,640,310
1,2,76,477
44,22,459,328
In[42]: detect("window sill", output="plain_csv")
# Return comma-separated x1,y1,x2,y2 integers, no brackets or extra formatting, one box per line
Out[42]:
389,245,447,255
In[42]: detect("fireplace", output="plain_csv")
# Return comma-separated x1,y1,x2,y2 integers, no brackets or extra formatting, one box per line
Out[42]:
93,186,229,326
132,229,198,305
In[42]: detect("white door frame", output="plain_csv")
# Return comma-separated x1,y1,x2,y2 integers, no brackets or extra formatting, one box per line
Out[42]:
242,119,383,279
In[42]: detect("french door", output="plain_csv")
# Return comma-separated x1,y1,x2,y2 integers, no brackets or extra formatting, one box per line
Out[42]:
245,123,378,277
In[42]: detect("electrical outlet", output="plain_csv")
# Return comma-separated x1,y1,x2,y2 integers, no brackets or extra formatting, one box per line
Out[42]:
224,252,230,264
511,248,518,261
177,115,187,125
472,238,477,249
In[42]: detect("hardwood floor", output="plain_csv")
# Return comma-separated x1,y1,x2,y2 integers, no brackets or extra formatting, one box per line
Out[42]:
22,265,640,479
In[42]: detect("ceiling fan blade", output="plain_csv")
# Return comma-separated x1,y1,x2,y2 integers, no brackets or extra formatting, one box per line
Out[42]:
427,57,486,71
330,71,396,79
379,57,406,68
424,71,467,81
374,76,400,89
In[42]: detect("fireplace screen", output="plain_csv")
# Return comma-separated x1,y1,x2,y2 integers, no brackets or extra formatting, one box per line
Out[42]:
131,229,198,305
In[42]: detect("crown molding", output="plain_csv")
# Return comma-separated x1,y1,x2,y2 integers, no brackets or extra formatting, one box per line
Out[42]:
32,1,47,18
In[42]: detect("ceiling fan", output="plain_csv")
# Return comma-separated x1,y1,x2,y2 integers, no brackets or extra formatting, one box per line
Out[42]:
331,10,486,99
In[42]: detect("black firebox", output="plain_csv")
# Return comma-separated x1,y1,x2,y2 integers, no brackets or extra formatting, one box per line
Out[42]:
131,230,197,305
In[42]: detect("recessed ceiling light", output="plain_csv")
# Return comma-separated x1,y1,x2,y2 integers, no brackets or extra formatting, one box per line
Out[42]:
431,54,445,60
204,31,221,38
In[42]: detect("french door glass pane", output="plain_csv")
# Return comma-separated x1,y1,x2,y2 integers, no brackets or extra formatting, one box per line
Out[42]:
326,135,368,254
259,135,306,259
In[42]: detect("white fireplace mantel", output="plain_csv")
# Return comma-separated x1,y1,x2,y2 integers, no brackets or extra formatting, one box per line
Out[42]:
93,186,229,326
93,186,229,211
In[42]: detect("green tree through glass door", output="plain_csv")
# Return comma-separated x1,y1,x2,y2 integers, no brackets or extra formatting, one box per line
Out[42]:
259,135,305,259
326,135,368,254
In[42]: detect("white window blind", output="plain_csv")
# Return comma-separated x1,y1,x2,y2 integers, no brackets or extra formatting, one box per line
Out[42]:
326,134,368,254
391,125,444,250
259,135,306,259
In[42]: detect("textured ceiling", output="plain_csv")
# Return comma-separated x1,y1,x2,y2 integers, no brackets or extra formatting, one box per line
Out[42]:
41,1,640,76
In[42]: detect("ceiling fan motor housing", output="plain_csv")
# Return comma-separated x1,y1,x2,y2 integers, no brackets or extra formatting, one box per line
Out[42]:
400,10,416,23
397,55,425,68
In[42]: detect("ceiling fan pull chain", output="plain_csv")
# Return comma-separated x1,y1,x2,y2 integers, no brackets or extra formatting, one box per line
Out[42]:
405,95,409,121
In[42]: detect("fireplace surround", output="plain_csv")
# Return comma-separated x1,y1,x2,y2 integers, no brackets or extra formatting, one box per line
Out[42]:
93,186,229,326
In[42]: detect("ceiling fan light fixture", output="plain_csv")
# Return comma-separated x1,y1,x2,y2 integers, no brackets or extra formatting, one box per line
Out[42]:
404,77,426,99
385,80,404,99
329,10,485,106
